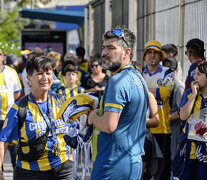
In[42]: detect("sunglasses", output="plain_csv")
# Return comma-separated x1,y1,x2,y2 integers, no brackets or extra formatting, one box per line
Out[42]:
110,29,129,47
91,64,99,68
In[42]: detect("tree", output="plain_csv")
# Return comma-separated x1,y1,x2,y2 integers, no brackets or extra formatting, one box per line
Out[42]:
4,0,52,8
0,0,52,55
0,8,25,55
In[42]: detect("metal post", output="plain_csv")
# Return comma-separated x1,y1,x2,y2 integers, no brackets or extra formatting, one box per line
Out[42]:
88,4,93,57
84,6,89,58
151,0,155,40
128,0,137,61
105,0,111,32
179,0,185,69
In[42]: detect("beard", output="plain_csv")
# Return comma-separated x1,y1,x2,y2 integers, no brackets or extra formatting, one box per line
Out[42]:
102,56,122,73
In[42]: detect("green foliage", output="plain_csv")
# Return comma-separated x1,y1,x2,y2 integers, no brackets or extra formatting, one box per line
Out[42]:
0,8,25,55
4,0,52,8
0,0,52,55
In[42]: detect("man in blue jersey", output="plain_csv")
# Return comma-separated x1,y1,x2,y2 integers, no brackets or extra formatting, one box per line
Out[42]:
142,40,175,180
184,38,205,91
0,49,22,172
88,25,148,180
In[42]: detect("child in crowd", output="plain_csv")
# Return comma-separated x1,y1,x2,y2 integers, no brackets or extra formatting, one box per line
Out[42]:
57,64,86,99
172,61,207,179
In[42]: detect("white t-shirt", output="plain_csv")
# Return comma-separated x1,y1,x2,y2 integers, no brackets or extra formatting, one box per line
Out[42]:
22,68,31,95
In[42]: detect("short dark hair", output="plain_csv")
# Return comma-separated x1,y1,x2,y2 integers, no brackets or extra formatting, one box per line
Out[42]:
103,25,136,60
76,46,85,58
26,55,56,76
186,38,205,59
197,61,207,77
162,44,178,57
63,64,78,76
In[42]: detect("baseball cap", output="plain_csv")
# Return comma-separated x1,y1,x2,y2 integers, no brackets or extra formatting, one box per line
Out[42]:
162,57,178,71
6,53,19,65
142,40,164,61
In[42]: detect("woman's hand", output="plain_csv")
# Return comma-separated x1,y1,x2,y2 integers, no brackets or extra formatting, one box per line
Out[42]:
191,81,199,96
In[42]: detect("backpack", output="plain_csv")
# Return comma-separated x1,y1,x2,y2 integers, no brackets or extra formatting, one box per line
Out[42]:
18,93,64,130
17,93,64,162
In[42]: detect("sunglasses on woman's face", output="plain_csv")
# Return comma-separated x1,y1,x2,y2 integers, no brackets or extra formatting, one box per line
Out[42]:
91,64,99,68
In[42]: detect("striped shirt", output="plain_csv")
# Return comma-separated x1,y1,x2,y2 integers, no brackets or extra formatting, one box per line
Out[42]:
0,93,70,171
0,65,22,121
57,85,85,99
143,65,174,134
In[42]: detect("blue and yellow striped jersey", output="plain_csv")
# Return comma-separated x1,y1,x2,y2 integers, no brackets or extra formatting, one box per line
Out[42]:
179,88,207,135
0,65,22,121
143,65,174,134
0,93,70,171
178,88,207,159
57,85,85,100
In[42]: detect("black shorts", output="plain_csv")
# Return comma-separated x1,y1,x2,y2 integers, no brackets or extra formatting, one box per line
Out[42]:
142,138,152,163
14,160,74,180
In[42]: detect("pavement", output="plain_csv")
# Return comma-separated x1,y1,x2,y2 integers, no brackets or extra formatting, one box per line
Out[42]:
3,150,91,180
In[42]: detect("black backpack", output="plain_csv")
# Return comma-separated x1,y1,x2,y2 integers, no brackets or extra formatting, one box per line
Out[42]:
17,93,65,162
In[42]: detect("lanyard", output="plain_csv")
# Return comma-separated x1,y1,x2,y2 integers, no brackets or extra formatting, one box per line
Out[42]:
30,93,60,155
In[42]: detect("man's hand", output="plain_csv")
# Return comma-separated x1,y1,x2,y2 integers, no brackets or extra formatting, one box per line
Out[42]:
88,109,99,125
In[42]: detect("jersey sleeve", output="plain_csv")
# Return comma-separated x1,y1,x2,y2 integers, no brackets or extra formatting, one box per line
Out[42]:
12,70,22,93
177,88,191,116
0,103,19,144
103,77,128,114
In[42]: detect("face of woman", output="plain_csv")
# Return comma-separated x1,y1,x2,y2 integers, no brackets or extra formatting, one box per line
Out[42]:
28,68,53,93
194,67,207,89
91,62,101,74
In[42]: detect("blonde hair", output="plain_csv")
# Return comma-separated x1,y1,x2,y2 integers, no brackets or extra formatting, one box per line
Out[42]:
47,51,61,62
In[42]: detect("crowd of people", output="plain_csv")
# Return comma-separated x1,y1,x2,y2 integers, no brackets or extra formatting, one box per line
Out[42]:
0,24,206,180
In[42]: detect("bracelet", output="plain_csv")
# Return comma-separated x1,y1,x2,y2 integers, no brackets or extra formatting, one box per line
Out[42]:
0,167,2,173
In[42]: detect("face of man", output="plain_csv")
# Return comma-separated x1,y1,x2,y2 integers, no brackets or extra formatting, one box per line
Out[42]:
101,39,125,73
144,49,162,67
185,49,192,63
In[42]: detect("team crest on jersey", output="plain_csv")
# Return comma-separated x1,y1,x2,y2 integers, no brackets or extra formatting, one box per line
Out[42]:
157,73,174,87
134,78,141,86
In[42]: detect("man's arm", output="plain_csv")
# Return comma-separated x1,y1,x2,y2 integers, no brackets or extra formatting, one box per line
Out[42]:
88,110,120,134
0,141,9,180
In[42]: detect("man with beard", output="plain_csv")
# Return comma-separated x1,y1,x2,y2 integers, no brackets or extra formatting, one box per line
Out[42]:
88,25,148,180
142,40,175,180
